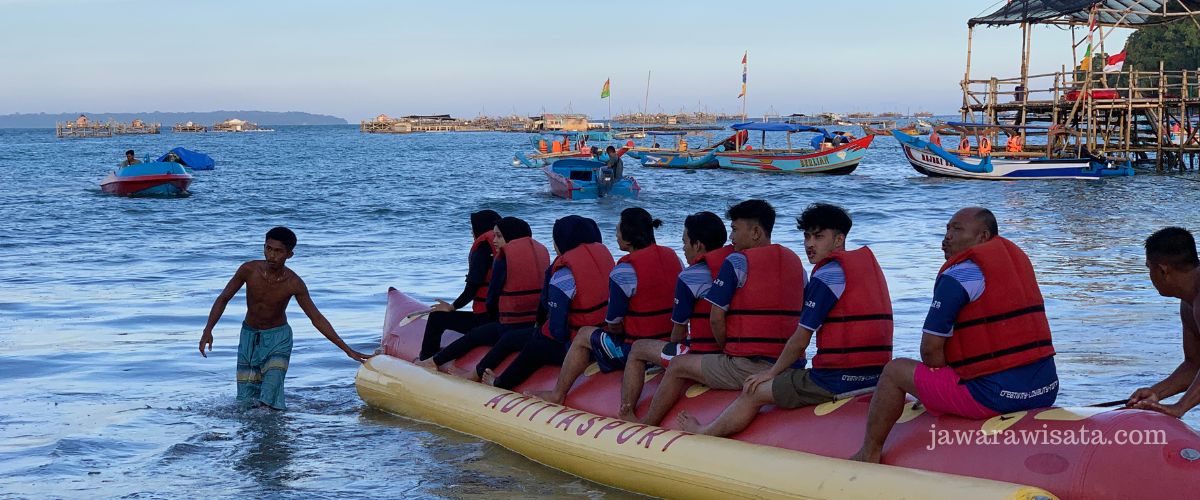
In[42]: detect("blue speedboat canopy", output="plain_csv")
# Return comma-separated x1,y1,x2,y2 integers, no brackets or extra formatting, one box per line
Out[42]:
157,147,215,170
731,121,831,136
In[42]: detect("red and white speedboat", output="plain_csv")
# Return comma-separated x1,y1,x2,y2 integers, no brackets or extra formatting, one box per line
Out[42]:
100,161,193,196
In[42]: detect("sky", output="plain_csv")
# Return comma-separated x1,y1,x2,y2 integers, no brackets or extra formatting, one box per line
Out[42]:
0,0,1133,121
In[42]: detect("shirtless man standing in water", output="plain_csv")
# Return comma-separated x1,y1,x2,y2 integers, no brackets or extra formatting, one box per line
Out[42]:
199,227,371,410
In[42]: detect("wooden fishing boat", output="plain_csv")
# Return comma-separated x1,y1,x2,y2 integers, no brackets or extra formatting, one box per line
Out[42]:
894,131,1134,180
860,122,920,136
514,131,612,168
99,161,193,196
625,131,747,169
543,159,639,200
356,289,1200,499
714,122,874,174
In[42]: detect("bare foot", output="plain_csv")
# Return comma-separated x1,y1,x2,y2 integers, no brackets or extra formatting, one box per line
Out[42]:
448,365,481,382
675,411,703,433
849,447,881,463
413,357,437,371
481,368,497,386
527,390,563,404
617,403,638,422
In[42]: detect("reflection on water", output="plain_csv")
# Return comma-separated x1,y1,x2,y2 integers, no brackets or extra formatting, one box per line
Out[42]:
0,125,1198,496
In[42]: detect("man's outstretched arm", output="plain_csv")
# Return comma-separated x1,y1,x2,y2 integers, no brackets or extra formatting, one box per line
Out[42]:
200,263,249,357
294,278,372,362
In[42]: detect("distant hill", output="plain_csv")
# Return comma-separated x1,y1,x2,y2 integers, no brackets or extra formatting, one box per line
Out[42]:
0,111,347,128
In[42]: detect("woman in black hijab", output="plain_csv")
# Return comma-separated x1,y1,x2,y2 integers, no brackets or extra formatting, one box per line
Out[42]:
479,216,615,389
417,209,502,361
418,217,551,374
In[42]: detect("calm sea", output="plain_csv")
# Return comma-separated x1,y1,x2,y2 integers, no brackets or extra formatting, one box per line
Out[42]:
1,125,1197,497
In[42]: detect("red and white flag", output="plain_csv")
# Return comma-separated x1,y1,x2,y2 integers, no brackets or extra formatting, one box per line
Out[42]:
1104,50,1127,72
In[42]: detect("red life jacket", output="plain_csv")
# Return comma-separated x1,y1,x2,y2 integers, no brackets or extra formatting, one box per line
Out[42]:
940,237,1055,380
617,244,683,340
540,243,615,341
688,245,735,353
724,244,807,358
495,237,551,325
811,247,894,370
469,231,496,314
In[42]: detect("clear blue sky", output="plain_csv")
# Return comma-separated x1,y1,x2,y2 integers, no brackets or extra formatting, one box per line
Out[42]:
0,0,1132,120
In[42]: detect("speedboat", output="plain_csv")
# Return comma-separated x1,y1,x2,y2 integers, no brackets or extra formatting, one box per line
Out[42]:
100,161,193,196
544,158,639,200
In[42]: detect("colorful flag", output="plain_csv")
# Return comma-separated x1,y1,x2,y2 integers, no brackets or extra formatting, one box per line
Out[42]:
1079,4,1098,71
600,78,610,99
737,51,747,98
1104,50,1127,72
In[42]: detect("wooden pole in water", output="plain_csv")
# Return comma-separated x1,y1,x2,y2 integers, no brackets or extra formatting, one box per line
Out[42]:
1157,61,1166,172
1019,22,1032,146
962,26,974,122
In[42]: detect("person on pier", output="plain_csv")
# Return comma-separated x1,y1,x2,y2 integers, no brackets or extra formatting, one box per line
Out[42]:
479,216,615,390
530,208,682,404
677,203,893,436
851,207,1059,463
1127,227,1200,418
616,211,731,421
415,217,550,374
415,210,502,362
635,199,808,426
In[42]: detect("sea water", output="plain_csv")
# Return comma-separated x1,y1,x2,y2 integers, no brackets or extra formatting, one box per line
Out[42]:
1,125,1197,497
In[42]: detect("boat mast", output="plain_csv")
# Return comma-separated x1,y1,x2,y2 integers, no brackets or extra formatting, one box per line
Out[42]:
642,70,651,134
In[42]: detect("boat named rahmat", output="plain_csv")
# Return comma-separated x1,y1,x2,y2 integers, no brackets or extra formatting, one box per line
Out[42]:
357,289,1200,499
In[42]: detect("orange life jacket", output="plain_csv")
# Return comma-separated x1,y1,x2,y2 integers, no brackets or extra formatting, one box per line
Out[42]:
538,140,549,153
724,244,807,358
1006,135,1023,152
959,137,971,153
617,245,683,340
940,237,1055,380
688,245,735,353
978,136,993,156
540,243,615,341
551,141,563,153
495,237,551,325
811,247,894,370
469,231,496,314
929,130,942,147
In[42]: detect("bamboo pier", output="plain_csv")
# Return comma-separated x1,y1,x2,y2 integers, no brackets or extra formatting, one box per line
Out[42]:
172,121,207,133
961,1,1200,172
56,115,160,138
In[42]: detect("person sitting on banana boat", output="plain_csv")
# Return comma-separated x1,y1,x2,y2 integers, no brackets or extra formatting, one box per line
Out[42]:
1127,227,1200,418
530,208,682,404
415,217,550,375
479,216,615,390
416,210,502,362
677,203,894,436
851,207,1059,463
617,211,732,422
634,199,809,426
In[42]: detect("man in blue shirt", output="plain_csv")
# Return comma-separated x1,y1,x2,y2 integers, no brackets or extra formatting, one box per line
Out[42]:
677,203,888,436
637,200,808,426
852,207,1058,463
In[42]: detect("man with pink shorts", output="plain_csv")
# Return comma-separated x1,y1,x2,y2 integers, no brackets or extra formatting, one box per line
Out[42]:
851,207,1059,463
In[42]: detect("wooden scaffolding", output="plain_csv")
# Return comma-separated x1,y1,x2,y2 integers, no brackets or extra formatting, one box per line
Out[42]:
960,0,1200,172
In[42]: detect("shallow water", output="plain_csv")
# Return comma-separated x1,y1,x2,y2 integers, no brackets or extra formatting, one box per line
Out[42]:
0,125,1197,497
